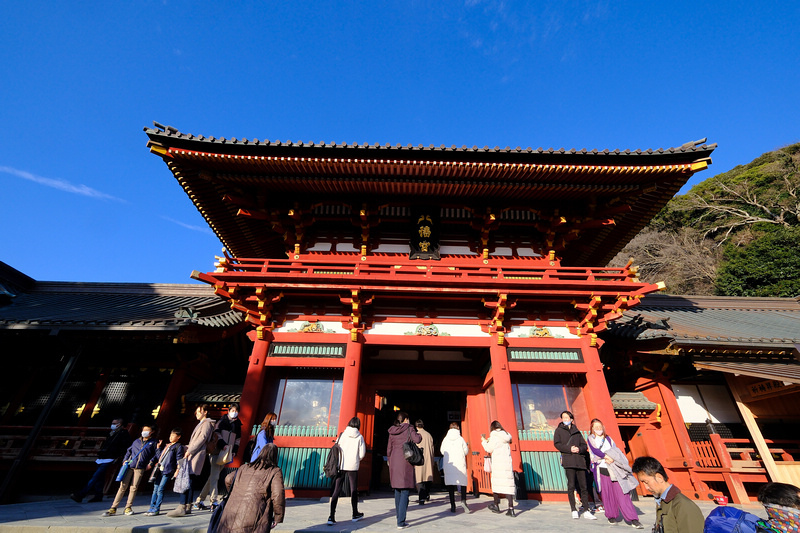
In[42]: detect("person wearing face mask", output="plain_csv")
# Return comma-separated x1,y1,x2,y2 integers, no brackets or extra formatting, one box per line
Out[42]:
70,417,132,503
587,419,643,528
102,424,158,516
196,403,242,509
553,411,596,520
249,412,277,463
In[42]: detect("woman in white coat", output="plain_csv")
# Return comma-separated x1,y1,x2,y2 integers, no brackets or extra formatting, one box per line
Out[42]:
440,422,470,514
327,417,366,526
481,420,516,517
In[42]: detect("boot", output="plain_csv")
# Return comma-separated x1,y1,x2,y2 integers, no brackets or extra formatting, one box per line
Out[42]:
185,503,192,515
167,504,186,517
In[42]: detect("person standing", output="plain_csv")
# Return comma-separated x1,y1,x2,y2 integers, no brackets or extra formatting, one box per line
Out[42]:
553,410,596,520
144,427,184,516
440,422,470,514
167,404,214,517
631,456,703,533
481,420,516,517
196,403,240,509
414,419,435,505
586,419,642,528
71,417,131,503
387,411,421,529
217,443,285,533
327,416,366,526
102,424,158,516
250,412,277,463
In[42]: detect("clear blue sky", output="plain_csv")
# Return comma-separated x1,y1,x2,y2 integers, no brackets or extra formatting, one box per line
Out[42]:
2,2,798,283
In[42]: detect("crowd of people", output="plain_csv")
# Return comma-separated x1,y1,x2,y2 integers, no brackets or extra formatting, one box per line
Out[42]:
68,405,800,533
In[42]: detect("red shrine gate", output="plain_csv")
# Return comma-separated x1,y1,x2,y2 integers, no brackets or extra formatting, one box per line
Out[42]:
145,123,715,499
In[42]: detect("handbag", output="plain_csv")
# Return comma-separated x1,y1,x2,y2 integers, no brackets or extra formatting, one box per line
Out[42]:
483,455,492,473
216,444,233,465
173,457,192,494
402,427,424,466
207,469,238,533
115,440,151,482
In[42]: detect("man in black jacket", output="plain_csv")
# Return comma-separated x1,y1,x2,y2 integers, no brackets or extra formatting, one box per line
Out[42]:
71,417,132,503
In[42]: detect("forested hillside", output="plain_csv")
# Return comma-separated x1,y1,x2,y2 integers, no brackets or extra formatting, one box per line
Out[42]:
609,143,800,297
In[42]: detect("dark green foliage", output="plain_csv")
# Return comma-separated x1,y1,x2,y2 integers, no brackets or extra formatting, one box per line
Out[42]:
714,226,800,297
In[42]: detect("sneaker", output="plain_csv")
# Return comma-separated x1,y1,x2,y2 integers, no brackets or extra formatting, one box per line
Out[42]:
572,510,579,519
102,508,116,516
144,510,160,516
597,505,605,512
193,502,207,511
488,502,502,514
397,523,409,530
583,511,597,520
352,512,364,522
450,506,457,513
608,517,616,524
630,520,644,529
124,507,134,516
327,516,336,526
69,493,82,503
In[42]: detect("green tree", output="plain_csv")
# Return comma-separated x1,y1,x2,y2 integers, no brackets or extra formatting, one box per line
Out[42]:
714,226,800,297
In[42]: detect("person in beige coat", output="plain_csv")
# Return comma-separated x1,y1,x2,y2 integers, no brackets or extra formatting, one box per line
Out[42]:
167,404,215,517
414,420,435,505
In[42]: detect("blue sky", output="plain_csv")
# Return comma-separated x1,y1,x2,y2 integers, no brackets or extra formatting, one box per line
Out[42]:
2,1,798,283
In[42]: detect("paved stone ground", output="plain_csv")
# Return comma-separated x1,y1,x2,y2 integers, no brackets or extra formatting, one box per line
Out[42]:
0,491,765,532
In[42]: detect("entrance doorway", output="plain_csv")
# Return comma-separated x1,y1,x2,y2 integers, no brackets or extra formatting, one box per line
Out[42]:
370,389,466,491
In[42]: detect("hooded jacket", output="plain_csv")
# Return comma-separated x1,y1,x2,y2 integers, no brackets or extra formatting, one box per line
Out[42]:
440,428,469,486
553,421,589,470
337,425,366,471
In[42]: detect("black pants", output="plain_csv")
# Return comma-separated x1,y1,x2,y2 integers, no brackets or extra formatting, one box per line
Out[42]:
493,492,514,509
564,467,590,512
330,470,358,517
447,485,467,509
417,481,431,502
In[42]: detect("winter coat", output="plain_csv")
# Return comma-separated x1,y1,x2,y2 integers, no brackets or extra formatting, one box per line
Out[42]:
654,485,704,533
553,422,589,470
123,437,157,469
186,417,215,475
250,429,273,463
218,464,285,533
414,427,435,483
481,429,515,495
337,425,366,471
217,415,243,455
150,441,184,477
440,428,469,486
97,428,132,460
387,423,421,489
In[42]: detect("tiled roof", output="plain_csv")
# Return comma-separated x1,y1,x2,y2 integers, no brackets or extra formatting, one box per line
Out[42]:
144,123,716,266
144,122,717,165
0,280,243,331
611,392,658,411
606,294,800,350
184,384,242,404
693,360,800,384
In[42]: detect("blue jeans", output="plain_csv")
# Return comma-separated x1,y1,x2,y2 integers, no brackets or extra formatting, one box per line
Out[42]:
77,462,113,499
394,489,410,526
149,471,170,511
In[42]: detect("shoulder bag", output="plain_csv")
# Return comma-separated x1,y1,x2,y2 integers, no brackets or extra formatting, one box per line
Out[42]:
115,440,151,482
402,427,424,466
173,456,193,494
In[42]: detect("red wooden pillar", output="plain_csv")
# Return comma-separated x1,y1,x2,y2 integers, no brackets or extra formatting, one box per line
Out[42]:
155,364,188,433
79,371,110,425
581,339,623,446
489,341,522,470
236,333,271,464
338,334,363,434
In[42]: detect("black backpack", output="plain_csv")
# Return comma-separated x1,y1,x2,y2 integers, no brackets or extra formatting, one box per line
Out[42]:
323,433,343,478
